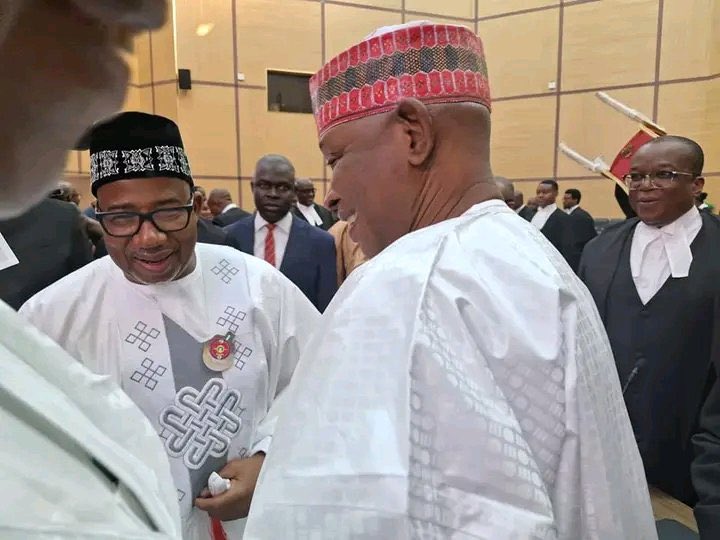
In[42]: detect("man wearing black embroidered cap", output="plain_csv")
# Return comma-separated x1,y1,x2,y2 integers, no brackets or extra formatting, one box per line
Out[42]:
20,111,320,538
89,112,199,284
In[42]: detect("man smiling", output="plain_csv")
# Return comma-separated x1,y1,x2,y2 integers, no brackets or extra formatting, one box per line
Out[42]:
20,112,319,539
245,21,654,539
580,136,720,527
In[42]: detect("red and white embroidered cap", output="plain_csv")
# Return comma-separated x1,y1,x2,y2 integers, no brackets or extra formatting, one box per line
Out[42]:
309,21,491,137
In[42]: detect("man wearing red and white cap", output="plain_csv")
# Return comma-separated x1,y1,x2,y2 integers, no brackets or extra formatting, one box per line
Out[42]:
244,21,656,539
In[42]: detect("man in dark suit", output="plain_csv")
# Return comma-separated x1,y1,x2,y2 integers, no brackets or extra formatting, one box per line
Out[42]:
208,188,250,227
514,191,537,221
563,188,597,254
531,180,579,269
225,154,337,312
197,218,229,245
0,197,92,309
293,178,337,230
578,136,720,533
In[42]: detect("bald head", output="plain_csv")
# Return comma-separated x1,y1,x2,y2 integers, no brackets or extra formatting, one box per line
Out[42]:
295,178,316,206
296,178,313,190
49,181,80,205
207,188,232,217
256,154,295,178
252,154,297,223
494,177,515,208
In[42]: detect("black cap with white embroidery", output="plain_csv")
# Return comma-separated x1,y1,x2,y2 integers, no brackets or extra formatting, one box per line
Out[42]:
85,111,193,196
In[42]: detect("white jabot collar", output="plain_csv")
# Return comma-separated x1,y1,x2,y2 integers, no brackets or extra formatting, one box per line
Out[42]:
632,206,702,279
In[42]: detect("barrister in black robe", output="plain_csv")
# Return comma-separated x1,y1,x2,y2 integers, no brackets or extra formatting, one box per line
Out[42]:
563,188,597,254
578,137,720,528
531,180,579,270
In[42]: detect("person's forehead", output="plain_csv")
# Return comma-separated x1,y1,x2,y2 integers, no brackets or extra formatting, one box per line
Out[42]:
319,113,383,152
256,166,293,182
633,141,689,165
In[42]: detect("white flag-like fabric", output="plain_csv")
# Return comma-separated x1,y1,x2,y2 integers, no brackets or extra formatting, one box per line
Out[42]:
245,200,657,539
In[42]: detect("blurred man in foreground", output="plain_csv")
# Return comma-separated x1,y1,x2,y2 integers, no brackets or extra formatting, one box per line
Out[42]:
0,1,180,537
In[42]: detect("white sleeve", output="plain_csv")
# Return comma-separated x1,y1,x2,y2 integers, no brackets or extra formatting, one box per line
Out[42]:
251,273,321,455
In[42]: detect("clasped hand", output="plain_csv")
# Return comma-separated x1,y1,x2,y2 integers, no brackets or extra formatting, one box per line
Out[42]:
194,453,265,521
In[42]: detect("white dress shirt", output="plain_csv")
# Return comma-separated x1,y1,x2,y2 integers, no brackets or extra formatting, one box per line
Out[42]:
222,203,239,213
531,202,557,230
630,206,702,304
297,203,323,227
254,211,293,268
566,205,579,215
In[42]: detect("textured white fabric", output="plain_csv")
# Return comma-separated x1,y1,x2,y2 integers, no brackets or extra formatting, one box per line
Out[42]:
565,205,579,215
21,244,320,540
297,203,323,227
0,301,181,539
531,202,557,230
253,212,292,268
244,200,656,540
631,206,701,304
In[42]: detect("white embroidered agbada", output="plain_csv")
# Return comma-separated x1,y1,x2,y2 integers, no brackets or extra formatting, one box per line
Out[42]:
244,201,657,539
21,243,320,539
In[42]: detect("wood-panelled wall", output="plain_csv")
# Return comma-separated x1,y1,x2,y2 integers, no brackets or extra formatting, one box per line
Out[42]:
65,0,720,218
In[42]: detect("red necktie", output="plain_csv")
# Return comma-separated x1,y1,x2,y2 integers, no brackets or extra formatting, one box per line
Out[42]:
264,223,276,267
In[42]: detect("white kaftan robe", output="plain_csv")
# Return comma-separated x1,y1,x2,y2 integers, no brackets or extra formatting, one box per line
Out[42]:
244,200,657,539
21,243,320,539
0,301,181,539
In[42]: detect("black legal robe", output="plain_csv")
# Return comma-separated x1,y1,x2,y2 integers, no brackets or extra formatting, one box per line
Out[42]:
539,208,580,271
578,213,720,510
517,205,536,222
568,206,597,254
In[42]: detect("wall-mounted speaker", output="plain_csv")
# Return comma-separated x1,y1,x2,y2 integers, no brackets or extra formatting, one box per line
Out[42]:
178,69,192,90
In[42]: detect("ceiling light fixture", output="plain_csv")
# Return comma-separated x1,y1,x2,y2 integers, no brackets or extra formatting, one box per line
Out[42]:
196,22,214,37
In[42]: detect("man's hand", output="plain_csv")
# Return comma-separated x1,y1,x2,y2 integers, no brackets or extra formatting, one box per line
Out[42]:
194,453,265,521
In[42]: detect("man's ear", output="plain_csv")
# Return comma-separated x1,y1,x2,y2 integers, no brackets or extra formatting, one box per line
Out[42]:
394,98,434,167
693,176,705,196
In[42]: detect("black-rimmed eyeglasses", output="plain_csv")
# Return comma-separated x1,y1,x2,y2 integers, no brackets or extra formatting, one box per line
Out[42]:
95,201,194,238
623,170,697,190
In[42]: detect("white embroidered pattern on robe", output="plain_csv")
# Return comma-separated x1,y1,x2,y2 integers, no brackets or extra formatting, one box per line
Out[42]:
122,148,155,174
211,259,240,284
125,321,161,352
159,378,244,470
216,305,247,334
129,358,167,390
